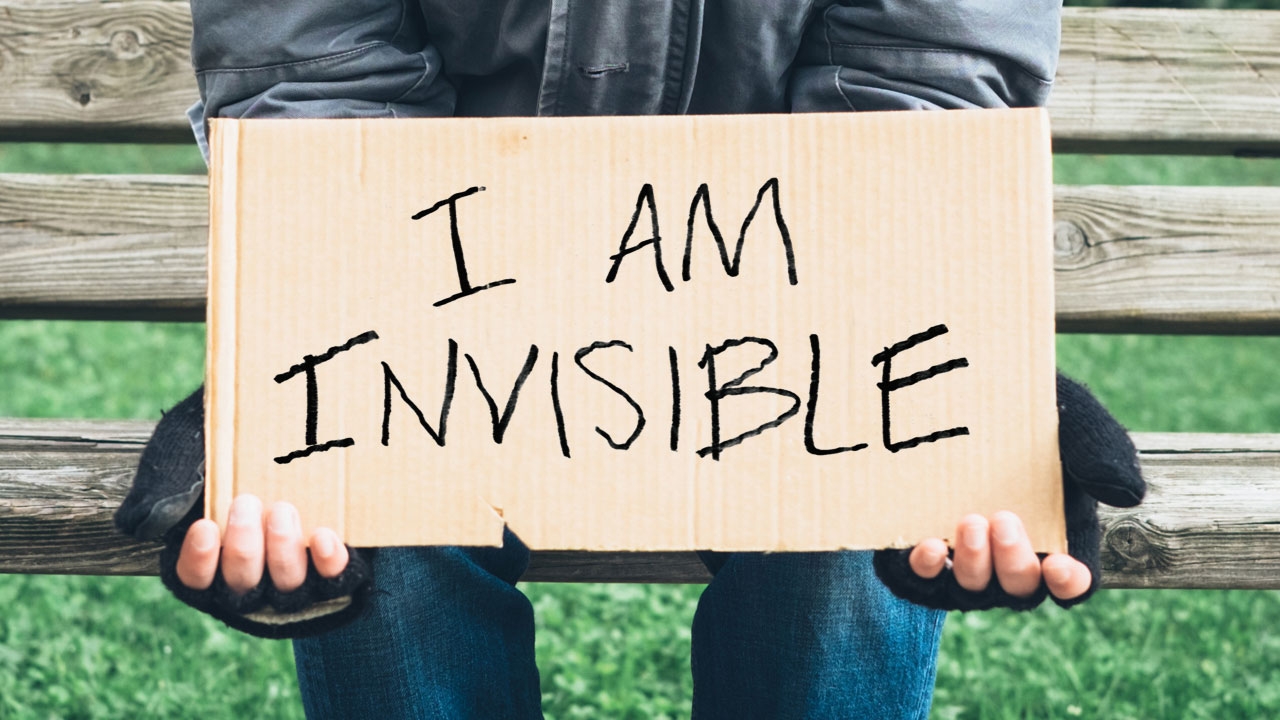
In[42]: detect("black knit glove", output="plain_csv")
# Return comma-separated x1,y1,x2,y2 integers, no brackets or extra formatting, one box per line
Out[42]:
114,386,374,639
873,373,1146,611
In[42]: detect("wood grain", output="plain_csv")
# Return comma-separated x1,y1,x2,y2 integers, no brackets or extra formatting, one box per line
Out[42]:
3,174,1278,333
0,418,162,576
3,5,1280,153
2,418,1278,588
1053,184,1280,334
0,0,195,142
0,173,207,320
1055,8,1280,155
1098,433,1280,590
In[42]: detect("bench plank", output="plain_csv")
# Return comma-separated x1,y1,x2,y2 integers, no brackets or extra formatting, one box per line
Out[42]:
0,0,194,143
2,418,1278,588
1054,8,1280,155
3,5,1280,153
1053,184,1280,334
0,174,206,320
3,174,1278,333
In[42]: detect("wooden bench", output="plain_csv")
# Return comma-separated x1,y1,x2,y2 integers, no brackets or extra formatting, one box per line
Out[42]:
1,2,1278,587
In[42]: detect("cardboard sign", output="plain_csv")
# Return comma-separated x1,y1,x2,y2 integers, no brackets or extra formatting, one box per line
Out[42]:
206,109,1064,552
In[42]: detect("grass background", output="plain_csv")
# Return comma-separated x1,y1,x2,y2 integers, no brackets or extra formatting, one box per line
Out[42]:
2,146,1279,718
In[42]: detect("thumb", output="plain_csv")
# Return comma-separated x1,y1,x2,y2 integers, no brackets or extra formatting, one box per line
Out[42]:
1056,373,1145,508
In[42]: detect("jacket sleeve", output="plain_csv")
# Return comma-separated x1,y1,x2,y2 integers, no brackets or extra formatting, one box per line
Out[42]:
186,0,456,160
789,0,1062,112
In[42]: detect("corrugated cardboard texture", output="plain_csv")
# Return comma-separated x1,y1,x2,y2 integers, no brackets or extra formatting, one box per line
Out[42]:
206,110,1063,552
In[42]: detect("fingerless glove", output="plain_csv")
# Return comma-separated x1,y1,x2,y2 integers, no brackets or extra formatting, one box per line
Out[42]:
873,373,1146,611
115,387,374,639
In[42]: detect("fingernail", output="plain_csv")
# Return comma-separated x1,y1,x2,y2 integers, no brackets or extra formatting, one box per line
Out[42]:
228,496,261,527
315,531,336,558
961,524,985,549
1045,564,1073,586
994,517,1022,545
924,547,948,571
268,503,299,534
192,524,219,552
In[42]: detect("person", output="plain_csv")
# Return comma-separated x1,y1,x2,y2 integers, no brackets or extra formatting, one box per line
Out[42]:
116,2,1146,717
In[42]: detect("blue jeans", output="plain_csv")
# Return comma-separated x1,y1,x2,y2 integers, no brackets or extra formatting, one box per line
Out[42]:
292,530,945,719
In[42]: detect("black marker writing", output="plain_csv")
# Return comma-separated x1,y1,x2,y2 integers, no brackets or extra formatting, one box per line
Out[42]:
550,351,571,458
574,340,646,450
273,330,379,464
697,337,801,460
871,324,970,452
669,346,680,452
381,339,457,447
804,333,868,455
605,183,675,292
465,345,540,443
412,186,517,307
682,178,798,286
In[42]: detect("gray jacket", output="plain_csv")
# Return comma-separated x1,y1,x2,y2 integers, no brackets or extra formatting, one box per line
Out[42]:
188,0,1061,156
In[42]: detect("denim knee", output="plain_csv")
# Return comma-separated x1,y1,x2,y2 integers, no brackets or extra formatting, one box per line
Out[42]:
292,532,541,720
691,550,945,720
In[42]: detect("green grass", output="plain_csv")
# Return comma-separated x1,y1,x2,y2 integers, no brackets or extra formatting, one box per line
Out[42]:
0,575,303,719
1057,334,1280,433
1055,154,1280,187
0,144,205,175
1,142,1278,719
0,322,203,420
932,589,1280,719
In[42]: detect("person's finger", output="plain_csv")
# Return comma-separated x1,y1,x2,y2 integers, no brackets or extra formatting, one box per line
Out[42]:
908,538,949,579
952,514,992,592
990,511,1042,597
309,528,350,579
1042,553,1093,600
221,494,265,594
265,502,307,593
176,519,221,590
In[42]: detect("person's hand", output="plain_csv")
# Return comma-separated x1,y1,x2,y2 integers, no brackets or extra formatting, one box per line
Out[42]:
880,511,1093,611
873,373,1147,611
175,495,348,598
115,386,374,638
